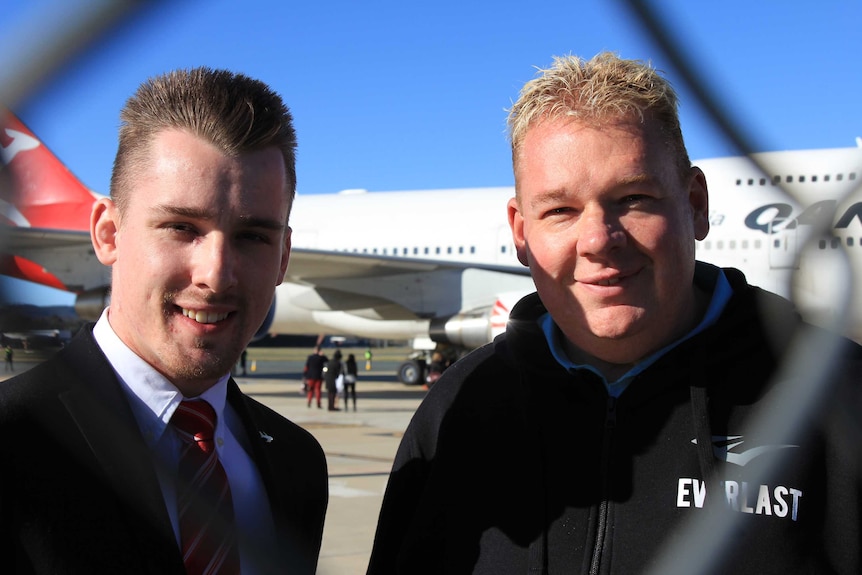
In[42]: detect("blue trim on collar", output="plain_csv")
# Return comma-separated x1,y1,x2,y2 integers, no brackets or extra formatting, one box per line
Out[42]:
541,268,732,397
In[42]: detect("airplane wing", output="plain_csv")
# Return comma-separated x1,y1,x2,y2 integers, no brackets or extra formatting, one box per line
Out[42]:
287,246,529,281
0,226,108,293
0,226,91,251
283,247,533,323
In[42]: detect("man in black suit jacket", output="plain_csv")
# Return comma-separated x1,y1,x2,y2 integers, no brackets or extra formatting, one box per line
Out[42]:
0,68,328,574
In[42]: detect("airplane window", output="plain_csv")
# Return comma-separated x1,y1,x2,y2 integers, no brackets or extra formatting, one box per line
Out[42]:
447,247,453,254
837,174,844,181
832,238,841,249
772,175,781,185
742,240,749,249
850,173,857,180
470,246,476,254
786,175,793,183
729,240,737,249
435,247,441,254
774,239,781,249
759,178,766,186
825,175,831,182
847,237,854,247
424,247,429,255
754,239,762,249
500,245,507,253
747,178,754,186
735,179,742,186
812,175,818,182
717,240,724,250
799,176,806,183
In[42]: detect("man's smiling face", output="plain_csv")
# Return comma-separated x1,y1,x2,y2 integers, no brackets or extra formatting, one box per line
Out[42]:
92,129,291,396
508,116,708,368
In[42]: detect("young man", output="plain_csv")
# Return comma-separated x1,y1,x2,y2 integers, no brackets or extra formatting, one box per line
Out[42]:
0,68,328,574
367,53,861,574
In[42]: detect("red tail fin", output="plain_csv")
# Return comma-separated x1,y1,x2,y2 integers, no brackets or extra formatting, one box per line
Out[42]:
0,109,96,231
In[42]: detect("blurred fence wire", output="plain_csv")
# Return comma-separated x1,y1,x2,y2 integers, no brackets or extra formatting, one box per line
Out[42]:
623,1,860,573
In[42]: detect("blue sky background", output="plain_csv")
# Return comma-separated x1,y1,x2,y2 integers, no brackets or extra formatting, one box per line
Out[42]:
2,1,861,308
3,0,860,199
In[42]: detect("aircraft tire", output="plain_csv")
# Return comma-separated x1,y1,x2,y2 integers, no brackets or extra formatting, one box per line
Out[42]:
398,360,424,385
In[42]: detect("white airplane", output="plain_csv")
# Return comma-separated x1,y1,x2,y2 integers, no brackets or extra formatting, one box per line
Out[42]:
2,109,861,382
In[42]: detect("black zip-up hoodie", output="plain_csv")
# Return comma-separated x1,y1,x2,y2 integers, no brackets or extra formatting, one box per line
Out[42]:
368,264,862,574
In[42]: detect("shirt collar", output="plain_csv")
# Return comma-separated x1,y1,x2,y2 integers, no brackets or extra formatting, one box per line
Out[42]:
541,268,732,396
92,308,230,446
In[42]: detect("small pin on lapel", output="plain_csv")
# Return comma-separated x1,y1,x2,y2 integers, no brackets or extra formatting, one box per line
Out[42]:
259,431,274,443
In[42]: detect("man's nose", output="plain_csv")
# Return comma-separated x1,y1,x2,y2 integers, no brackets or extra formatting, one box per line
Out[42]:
576,206,626,257
193,234,238,293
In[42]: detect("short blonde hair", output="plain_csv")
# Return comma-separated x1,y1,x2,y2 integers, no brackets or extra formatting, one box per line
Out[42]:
507,52,690,180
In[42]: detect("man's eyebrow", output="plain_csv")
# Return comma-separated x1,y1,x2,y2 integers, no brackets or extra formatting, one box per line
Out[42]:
528,174,658,208
155,205,285,231
528,188,569,209
239,215,286,231
156,205,215,220
616,173,657,187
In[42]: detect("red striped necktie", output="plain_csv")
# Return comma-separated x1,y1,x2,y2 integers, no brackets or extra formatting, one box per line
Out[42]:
171,400,240,575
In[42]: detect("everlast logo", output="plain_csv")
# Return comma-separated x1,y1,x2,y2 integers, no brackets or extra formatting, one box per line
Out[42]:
677,478,803,521
744,201,862,234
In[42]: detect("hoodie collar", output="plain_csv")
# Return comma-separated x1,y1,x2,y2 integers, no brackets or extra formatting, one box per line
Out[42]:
541,264,733,397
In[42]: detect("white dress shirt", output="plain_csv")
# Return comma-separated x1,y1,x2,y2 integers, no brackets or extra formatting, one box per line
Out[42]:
93,309,278,573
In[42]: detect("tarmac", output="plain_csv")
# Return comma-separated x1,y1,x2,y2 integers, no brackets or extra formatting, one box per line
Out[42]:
2,347,426,575
236,372,424,574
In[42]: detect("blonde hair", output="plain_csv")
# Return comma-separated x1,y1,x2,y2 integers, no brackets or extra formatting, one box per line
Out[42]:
507,52,690,180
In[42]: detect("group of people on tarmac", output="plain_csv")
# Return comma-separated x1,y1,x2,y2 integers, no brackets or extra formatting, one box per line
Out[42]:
303,345,358,411
1,51,859,575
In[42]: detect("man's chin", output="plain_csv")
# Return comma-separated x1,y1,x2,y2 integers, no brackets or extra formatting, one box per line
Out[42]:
580,307,647,339
170,346,237,381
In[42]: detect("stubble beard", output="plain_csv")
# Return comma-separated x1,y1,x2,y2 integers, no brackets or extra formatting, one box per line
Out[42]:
161,291,244,384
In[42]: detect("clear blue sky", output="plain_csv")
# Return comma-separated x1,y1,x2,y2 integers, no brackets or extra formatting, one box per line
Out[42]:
3,0,861,200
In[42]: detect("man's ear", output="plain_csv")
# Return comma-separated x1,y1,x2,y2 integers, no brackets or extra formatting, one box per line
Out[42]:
507,196,529,267
276,226,292,286
688,167,710,241
91,197,120,266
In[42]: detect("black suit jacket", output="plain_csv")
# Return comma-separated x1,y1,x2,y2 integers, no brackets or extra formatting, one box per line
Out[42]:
0,327,328,574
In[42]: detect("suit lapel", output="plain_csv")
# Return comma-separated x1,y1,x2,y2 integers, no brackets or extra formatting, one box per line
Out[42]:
226,380,295,523
55,330,179,560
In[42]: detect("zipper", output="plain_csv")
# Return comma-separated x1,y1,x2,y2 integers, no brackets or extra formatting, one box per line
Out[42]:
589,395,617,575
